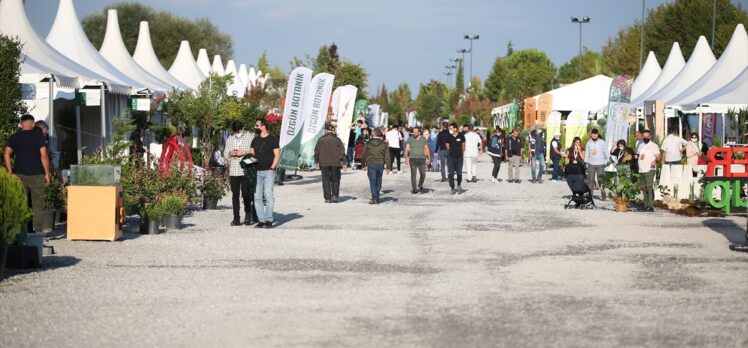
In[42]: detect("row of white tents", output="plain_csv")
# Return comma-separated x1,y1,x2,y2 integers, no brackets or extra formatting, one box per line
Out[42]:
0,0,267,163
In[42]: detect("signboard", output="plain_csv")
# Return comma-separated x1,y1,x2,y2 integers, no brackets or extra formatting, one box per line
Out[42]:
523,97,536,130
704,147,748,213
130,98,151,111
702,112,717,147
605,75,633,151
84,90,101,106
536,94,553,127
565,110,588,147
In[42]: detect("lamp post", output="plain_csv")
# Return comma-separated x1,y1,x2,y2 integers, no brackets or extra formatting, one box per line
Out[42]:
711,0,716,50
570,17,590,81
445,64,457,87
463,34,479,91
639,0,645,73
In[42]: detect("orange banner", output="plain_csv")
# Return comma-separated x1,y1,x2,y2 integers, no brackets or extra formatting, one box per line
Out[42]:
536,93,552,127
524,97,536,130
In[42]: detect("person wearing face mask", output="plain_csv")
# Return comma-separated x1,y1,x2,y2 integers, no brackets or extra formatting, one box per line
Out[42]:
445,122,466,194
223,120,256,226
660,128,687,165
549,132,563,181
610,139,634,173
584,128,608,199
685,133,703,176
637,130,660,212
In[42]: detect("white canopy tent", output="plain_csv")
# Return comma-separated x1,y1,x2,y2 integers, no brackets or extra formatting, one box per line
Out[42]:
21,55,80,91
225,60,238,79
238,64,249,85
542,75,613,113
100,9,173,92
168,41,206,90
631,42,686,106
133,21,191,91
211,55,225,76
248,67,258,87
631,52,661,102
698,67,748,104
196,48,212,76
225,59,246,98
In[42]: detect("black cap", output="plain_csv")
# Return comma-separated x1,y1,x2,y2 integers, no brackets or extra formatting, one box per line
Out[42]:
324,122,335,131
20,114,35,122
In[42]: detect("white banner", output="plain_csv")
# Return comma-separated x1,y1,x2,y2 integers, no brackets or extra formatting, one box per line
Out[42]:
299,73,335,165
605,102,631,150
334,85,358,149
278,67,313,170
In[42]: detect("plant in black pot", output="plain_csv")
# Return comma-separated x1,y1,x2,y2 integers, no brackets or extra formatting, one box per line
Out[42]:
200,172,226,210
40,174,64,232
0,169,33,281
139,203,164,235
161,195,186,230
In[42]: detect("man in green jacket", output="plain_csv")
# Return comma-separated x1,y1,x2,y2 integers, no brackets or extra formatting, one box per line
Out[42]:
362,128,391,204
314,124,347,203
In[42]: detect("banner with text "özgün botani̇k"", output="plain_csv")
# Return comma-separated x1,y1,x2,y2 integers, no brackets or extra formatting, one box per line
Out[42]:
298,73,335,167
279,67,313,170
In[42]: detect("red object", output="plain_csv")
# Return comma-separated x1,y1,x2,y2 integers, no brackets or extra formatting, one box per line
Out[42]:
266,110,282,123
706,147,748,178
159,134,194,176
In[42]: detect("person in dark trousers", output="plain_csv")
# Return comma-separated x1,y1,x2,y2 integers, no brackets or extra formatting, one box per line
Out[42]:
529,125,546,183
445,122,465,195
223,120,256,226
250,118,281,228
405,127,431,194
4,114,51,233
314,124,347,203
362,128,391,204
487,127,504,183
505,128,523,183
385,125,403,173
435,122,450,182
550,131,563,181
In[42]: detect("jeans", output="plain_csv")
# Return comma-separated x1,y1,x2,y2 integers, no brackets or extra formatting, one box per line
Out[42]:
229,175,256,221
551,157,561,180
430,151,439,171
447,156,463,189
464,157,478,179
254,170,275,223
640,170,656,207
438,149,448,180
409,158,426,190
586,164,605,190
320,166,341,200
490,156,502,178
531,153,546,180
347,146,354,166
17,174,45,232
389,147,401,171
367,164,384,201
508,156,521,181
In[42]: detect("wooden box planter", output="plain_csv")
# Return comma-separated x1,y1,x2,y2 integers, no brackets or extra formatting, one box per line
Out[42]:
67,186,123,241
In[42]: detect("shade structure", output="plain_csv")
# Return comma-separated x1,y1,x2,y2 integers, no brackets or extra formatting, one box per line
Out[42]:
238,64,249,85
20,54,80,91
225,60,247,98
225,60,238,80
697,67,748,104
99,9,173,92
212,55,225,76
168,41,206,90
248,67,258,87
133,21,191,91
196,48,212,76
631,52,661,102
631,42,686,106
670,24,748,106
544,75,613,113
0,0,130,94
46,0,144,93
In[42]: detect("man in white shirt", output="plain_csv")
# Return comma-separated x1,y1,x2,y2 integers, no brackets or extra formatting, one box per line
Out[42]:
385,125,403,173
463,124,482,182
660,129,687,165
637,130,661,212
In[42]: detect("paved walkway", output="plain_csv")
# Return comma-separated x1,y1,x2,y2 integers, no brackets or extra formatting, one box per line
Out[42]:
1,157,747,347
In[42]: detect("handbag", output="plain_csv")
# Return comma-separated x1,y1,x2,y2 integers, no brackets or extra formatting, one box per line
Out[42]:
604,163,618,172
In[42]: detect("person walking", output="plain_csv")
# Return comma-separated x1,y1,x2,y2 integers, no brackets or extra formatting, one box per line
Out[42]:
362,128,391,204
250,119,280,228
385,125,403,174
435,122,450,182
314,124,347,203
487,127,504,183
661,128,687,165
463,124,482,183
637,130,660,212
4,114,51,233
550,131,563,181
505,128,522,183
584,128,608,199
529,125,546,183
405,127,431,194
685,133,702,176
445,123,465,195
425,129,438,172
224,121,256,226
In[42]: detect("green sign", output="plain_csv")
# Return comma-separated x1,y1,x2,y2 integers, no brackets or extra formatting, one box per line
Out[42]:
75,91,86,106
705,180,747,214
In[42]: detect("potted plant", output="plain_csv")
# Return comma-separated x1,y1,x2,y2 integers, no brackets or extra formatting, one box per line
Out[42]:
139,204,164,235
39,174,64,232
161,195,186,230
602,167,641,212
200,172,226,210
0,169,33,281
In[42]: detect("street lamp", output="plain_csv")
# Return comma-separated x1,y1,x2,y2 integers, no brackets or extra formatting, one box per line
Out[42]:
463,34,480,91
570,17,590,81
639,0,645,73
444,71,453,86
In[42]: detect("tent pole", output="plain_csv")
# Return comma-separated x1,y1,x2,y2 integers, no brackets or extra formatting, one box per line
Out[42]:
48,76,58,169
100,84,106,148
75,89,82,164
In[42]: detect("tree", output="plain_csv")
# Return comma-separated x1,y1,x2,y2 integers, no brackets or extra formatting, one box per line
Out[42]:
257,51,270,72
557,48,614,84
456,95,494,127
82,3,233,68
506,40,514,56
373,84,390,112
415,80,449,126
389,83,413,121
602,0,748,77
335,61,368,99
0,35,26,158
484,57,510,103
455,60,465,93
503,49,556,102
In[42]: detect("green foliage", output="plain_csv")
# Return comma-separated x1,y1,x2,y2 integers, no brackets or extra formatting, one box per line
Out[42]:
416,80,450,125
257,50,270,73
82,2,233,69
154,124,177,144
388,83,413,120
374,84,390,112
200,173,227,200
455,60,465,93
82,118,135,165
291,43,368,99
557,48,614,84
140,203,164,221
0,169,32,244
162,163,199,204
602,167,642,201
484,49,555,104
336,62,368,99
44,175,65,211
160,195,186,216
0,35,26,160
484,57,511,103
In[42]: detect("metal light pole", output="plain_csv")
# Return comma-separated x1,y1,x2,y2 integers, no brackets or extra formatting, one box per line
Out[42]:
711,0,717,50
464,34,480,91
571,17,590,81
445,65,457,87
640,0,645,73
444,72,453,86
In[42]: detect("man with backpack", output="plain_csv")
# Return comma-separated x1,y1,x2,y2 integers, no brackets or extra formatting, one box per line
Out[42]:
505,129,522,183
487,127,504,183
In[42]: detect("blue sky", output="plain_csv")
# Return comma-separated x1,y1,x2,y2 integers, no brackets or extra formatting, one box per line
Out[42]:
24,0,686,95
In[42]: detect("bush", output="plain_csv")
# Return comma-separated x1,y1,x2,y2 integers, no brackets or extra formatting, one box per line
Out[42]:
160,195,186,216
0,169,33,244
200,172,227,201
0,35,26,161
44,174,65,210
140,203,164,221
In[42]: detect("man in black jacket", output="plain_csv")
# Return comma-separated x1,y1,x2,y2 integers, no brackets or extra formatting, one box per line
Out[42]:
435,121,450,182
505,128,523,183
315,124,347,203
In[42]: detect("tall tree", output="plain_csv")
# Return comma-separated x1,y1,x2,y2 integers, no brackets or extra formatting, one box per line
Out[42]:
336,61,369,99
506,40,514,56
0,35,26,158
557,48,614,84
82,2,233,68
389,83,413,121
503,49,556,102
455,60,465,93
484,57,510,103
257,51,270,72
415,80,449,126
374,84,390,112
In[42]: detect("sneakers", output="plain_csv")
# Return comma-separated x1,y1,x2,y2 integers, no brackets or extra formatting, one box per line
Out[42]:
457,185,462,192
450,189,456,195
369,199,376,204
244,217,255,226
530,179,537,183
331,196,339,203
497,178,503,182
411,189,419,194
490,178,496,183
255,222,266,228
264,221,273,228
231,218,242,226
324,199,331,203
537,179,544,183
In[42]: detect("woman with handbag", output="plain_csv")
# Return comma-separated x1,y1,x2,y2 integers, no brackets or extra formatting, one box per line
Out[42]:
610,140,635,173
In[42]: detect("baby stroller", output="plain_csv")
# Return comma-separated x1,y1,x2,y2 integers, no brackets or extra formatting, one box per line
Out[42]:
352,141,366,169
565,174,595,209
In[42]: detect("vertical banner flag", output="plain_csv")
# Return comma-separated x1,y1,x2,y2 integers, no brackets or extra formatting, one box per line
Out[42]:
508,99,517,129
604,75,633,151
565,110,588,147
354,100,369,125
537,94,553,127
524,97,537,129
545,111,562,159
279,67,313,170
702,112,717,146
298,73,335,166
335,85,359,149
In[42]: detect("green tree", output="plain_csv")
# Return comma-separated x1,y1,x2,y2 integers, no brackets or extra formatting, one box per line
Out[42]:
0,35,26,159
503,49,556,102
455,60,465,93
484,57,510,103
82,2,233,68
506,40,514,56
335,61,368,99
415,80,449,126
602,0,748,77
557,48,614,84
374,84,390,112
257,50,270,72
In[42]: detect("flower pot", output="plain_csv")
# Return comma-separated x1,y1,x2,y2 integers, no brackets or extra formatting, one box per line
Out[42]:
203,197,218,210
55,211,67,224
24,233,44,262
38,210,56,233
613,198,629,212
162,214,182,230
139,220,161,235
0,241,7,282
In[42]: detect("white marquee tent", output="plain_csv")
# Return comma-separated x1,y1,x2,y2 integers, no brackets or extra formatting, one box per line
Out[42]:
541,75,613,113
698,67,748,104
238,64,249,85
631,42,686,106
211,55,225,76
631,52,661,102
168,41,206,90
133,21,191,91
196,48,212,76
248,67,258,87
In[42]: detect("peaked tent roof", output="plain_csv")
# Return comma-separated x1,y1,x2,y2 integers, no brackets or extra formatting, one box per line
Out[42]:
211,55,225,76
631,52,662,101
698,67,748,104
133,21,191,91
545,75,613,112
631,42,686,106
20,54,80,90
237,64,249,85
670,24,748,106
46,0,144,92
248,67,258,87
0,0,130,94
168,41,206,90
196,49,212,76
225,60,238,81
99,9,173,92
636,36,716,106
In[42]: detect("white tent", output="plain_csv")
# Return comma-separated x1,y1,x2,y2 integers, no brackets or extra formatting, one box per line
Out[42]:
634,36,716,107
248,67,258,87
168,41,206,90
196,48,212,76
99,9,173,92
698,67,748,104
21,55,80,91
133,21,191,91
631,52,661,102
543,75,613,112
631,42,686,106
211,55,225,76
238,64,249,85
225,60,238,79
670,24,748,106
224,59,246,97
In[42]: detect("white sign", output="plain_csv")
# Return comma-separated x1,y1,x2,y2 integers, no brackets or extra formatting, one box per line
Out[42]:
84,90,101,106
135,98,151,111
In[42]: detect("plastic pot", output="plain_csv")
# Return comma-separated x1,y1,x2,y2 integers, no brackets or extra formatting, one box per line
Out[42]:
203,197,218,210
162,214,182,230
139,220,161,235
38,210,56,232
0,241,7,282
